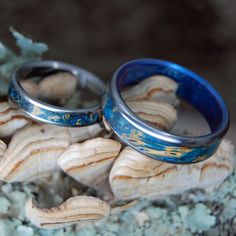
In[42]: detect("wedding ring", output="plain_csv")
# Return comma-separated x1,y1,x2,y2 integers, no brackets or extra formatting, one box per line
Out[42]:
8,60,105,127
102,59,229,164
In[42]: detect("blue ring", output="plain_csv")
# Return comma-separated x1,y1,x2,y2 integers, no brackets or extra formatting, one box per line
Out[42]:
8,60,105,127
102,58,230,164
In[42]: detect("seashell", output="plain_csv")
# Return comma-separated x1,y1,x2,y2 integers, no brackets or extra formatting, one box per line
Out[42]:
38,72,77,100
127,101,177,130
25,196,110,229
0,97,32,138
0,140,6,157
58,137,121,190
20,80,39,97
64,123,104,143
109,139,234,200
102,116,112,133
111,200,138,214
0,124,70,182
0,122,105,183
122,75,179,106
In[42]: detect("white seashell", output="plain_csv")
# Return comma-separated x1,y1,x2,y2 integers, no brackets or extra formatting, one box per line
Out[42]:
0,121,105,183
25,196,110,229
102,116,112,133
0,124,70,182
111,200,138,214
38,72,77,100
64,123,104,143
127,101,177,130
0,140,6,157
122,75,179,106
109,140,234,200
58,137,121,190
20,80,39,97
0,98,32,138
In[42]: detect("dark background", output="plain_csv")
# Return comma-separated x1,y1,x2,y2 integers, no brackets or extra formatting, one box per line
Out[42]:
0,0,235,143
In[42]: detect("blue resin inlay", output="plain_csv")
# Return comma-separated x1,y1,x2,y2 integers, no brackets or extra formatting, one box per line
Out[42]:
103,90,221,164
9,84,101,127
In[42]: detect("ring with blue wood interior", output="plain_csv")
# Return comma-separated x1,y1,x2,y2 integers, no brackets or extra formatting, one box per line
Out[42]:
102,59,230,164
8,60,105,127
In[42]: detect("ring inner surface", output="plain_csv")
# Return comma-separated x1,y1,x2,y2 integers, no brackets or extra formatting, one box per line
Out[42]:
17,65,102,110
116,62,227,137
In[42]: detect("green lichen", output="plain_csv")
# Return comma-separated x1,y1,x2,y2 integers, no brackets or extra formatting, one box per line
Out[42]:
0,28,48,96
0,219,19,236
16,225,34,236
0,157,235,236
10,27,48,58
186,203,216,233
0,197,10,214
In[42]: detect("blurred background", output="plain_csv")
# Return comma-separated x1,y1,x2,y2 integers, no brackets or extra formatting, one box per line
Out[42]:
0,0,235,143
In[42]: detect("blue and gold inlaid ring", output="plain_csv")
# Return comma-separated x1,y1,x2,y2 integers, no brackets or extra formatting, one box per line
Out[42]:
8,60,105,127
102,59,230,164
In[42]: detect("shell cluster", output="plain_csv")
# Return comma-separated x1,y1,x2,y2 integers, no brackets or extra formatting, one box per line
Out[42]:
0,73,234,230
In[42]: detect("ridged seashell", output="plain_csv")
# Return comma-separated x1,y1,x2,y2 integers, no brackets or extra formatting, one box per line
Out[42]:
0,124,70,182
25,196,110,229
0,140,6,157
65,123,104,143
102,116,112,133
20,80,39,97
109,140,234,200
122,75,179,106
0,98,32,138
58,138,121,190
127,101,177,130
111,200,138,214
0,122,104,183
38,72,77,100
